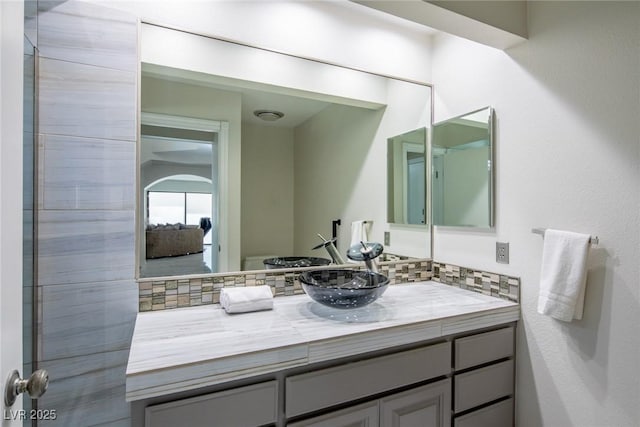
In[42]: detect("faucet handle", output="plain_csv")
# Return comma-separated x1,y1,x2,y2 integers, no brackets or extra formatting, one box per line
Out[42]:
312,234,346,264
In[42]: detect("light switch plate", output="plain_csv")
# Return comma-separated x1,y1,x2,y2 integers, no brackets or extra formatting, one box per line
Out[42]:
496,242,509,264
384,231,390,246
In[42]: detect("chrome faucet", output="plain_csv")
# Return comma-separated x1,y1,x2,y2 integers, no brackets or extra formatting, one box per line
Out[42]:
312,234,346,265
347,241,384,273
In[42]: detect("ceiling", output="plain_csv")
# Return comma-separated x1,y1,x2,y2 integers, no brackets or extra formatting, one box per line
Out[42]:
142,66,335,129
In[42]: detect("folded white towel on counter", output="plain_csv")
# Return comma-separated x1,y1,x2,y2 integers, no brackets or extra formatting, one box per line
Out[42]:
537,229,591,322
220,286,273,314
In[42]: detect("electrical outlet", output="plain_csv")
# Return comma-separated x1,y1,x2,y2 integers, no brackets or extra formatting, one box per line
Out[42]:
496,242,509,264
384,231,390,246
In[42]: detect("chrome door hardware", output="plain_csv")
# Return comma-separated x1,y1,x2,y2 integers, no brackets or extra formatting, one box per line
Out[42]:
4,369,49,406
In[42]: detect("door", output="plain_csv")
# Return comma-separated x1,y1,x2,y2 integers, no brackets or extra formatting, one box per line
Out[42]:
1,1,26,425
287,401,379,427
139,113,229,277
407,156,426,224
3,3,47,425
380,380,451,427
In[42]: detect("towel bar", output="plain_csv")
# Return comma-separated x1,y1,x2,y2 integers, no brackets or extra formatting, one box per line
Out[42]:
531,228,599,245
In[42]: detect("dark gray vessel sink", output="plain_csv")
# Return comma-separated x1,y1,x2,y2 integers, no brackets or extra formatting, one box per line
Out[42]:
298,269,389,309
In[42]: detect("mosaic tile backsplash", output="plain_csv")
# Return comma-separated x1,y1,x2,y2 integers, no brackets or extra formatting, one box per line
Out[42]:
138,259,432,312
432,262,520,303
138,259,521,311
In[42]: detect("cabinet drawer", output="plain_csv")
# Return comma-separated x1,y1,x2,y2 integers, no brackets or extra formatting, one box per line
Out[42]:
145,381,277,427
454,359,513,413
454,398,513,427
454,326,514,371
286,342,451,418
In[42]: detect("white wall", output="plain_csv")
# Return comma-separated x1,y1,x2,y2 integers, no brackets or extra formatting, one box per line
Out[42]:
148,179,211,194
354,0,526,49
102,0,433,83
0,1,24,421
294,80,431,259
241,123,295,260
294,104,384,256
432,2,639,426
141,163,212,191
427,0,527,39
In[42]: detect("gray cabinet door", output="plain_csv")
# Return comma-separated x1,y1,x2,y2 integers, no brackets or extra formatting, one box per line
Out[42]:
287,401,379,427
380,379,451,427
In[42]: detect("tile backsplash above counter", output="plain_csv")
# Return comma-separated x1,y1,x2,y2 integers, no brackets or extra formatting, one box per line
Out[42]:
137,258,520,312
138,258,432,312
433,262,520,304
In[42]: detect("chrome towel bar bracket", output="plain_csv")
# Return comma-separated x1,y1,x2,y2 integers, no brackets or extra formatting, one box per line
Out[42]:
532,228,599,245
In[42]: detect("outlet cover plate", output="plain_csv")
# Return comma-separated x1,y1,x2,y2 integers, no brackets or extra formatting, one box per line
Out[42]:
496,242,509,264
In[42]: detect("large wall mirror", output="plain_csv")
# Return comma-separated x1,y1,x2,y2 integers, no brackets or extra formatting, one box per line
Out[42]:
431,107,494,228
138,24,432,278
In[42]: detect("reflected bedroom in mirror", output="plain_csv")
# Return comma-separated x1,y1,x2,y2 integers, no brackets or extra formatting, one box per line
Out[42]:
137,24,432,279
431,107,494,228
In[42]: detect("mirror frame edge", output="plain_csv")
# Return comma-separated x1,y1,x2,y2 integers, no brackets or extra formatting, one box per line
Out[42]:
135,24,436,279
488,106,495,228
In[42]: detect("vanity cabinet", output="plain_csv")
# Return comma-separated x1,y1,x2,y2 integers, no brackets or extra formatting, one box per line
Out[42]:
134,322,517,427
452,326,515,426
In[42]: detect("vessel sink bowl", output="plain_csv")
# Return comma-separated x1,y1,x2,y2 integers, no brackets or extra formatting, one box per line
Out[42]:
263,256,331,269
298,269,389,309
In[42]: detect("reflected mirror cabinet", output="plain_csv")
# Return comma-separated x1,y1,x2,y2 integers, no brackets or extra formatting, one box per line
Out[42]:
431,107,495,228
386,107,495,231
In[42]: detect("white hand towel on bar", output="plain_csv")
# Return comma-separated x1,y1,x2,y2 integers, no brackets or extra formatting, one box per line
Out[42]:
537,229,590,321
220,286,273,314
350,220,371,246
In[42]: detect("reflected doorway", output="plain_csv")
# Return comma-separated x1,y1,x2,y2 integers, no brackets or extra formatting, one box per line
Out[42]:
139,113,229,278
406,153,426,224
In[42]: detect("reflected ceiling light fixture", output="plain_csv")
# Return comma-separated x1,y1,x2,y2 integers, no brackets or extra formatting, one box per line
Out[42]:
254,110,284,121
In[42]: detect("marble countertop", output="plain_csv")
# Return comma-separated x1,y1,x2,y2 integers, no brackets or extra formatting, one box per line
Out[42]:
126,281,519,401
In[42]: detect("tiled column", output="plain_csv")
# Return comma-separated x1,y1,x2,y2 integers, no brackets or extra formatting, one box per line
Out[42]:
36,1,138,425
